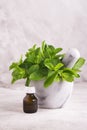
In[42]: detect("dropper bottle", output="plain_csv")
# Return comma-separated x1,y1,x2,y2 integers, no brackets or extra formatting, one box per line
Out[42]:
23,86,38,113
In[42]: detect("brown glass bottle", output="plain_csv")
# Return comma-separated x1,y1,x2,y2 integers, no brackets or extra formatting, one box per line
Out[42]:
23,87,38,113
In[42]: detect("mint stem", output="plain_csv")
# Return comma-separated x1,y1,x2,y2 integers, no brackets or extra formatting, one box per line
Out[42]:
25,77,30,86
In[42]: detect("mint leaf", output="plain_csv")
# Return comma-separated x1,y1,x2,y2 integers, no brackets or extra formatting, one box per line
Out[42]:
63,68,80,78
54,76,60,82
19,59,32,69
9,56,23,70
54,63,64,71
54,48,62,54
9,62,18,70
28,64,39,75
29,71,44,80
11,67,25,83
62,72,74,82
28,44,36,53
44,71,58,88
41,41,46,55
72,58,85,70
44,59,54,70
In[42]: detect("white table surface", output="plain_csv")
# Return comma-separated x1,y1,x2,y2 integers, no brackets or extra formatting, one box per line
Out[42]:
0,82,87,130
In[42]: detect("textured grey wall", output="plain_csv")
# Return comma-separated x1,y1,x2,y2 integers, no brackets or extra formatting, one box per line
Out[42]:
0,0,87,85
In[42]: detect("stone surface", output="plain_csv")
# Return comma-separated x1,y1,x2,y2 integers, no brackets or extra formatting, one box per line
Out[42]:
0,82,87,130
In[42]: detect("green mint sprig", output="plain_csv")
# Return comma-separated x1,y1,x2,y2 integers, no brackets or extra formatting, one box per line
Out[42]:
9,41,85,87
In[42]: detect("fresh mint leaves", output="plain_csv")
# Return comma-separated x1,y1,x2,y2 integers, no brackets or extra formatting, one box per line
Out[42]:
72,58,85,70
9,41,85,87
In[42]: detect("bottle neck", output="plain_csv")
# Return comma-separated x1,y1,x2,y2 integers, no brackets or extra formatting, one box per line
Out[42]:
25,86,35,94
26,93,34,95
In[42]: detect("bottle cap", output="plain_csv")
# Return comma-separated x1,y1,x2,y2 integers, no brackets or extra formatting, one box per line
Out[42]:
25,86,35,93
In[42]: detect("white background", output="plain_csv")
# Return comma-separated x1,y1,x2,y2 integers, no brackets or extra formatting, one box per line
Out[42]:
0,0,87,84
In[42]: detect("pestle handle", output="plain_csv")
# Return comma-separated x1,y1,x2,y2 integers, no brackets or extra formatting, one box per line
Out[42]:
62,48,80,68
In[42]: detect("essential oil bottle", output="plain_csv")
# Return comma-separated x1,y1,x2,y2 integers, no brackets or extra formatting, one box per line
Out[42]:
23,86,38,113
